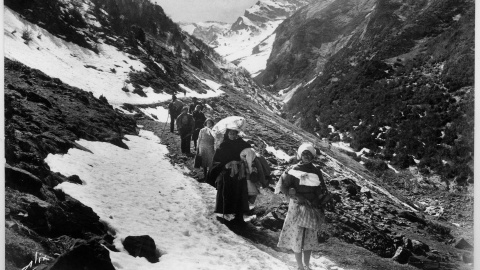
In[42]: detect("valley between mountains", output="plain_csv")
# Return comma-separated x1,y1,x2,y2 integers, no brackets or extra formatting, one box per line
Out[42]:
4,0,474,270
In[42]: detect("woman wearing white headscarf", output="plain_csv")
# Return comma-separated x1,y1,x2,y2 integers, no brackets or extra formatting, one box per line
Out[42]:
275,143,328,270
196,118,215,181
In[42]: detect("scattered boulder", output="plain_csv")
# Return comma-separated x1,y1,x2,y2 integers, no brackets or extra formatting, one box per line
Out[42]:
328,179,340,189
360,187,372,199
392,246,412,264
67,175,83,185
345,184,358,197
411,239,430,255
398,211,426,225
258,212,284,231
454,238,473,250
123,235,160,263
48,240,116,270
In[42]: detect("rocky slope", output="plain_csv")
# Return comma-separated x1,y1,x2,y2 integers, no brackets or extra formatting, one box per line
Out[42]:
136,87,473,270
181,0,316,76
4,58,133,270
4,0,474,269
257,0,474,186
3,0,278,268
5,0,280,112
257,0,375,91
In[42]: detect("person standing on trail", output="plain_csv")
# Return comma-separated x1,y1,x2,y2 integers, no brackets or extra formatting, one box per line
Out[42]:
192,105,206,150
208,129,251,225
176,106,195,155
275,143,329,270
168,95,184,133
196,119,215,181
189,97,203,113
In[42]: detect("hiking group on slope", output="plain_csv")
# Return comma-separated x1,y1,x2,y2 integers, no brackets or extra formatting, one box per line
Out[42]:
167,95,331,270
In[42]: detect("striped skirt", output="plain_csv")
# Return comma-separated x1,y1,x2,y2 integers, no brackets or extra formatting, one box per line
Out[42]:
277,199,325,253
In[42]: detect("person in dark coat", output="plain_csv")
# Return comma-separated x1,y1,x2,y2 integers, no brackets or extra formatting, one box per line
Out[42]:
176,106,195,155
208,129,251,224
168,95,184,133
189,97,203,113
192,105,206,150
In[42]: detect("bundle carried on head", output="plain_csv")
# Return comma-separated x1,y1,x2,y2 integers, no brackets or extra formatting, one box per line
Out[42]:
211,116,246,149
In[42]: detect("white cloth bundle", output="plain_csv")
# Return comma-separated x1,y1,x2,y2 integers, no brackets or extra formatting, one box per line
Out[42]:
288,169,320,187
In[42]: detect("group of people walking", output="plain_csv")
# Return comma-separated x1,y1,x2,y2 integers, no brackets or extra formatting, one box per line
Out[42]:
168,95,330,270
168,95,206,155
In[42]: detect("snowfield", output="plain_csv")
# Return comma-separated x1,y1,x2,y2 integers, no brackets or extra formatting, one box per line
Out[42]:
215,20,282,76
45,130,291,270
44,130,344,270
4,7,224,106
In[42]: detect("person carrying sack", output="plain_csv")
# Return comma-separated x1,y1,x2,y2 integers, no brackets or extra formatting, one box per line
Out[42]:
168,95,184,133
275,143,329,270
176,106,194,155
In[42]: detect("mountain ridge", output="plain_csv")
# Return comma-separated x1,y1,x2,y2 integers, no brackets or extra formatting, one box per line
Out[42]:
4,0,474,269
259,0,474,185
181,0,317,76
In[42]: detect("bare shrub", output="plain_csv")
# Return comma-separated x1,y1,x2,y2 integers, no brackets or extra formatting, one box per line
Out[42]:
21,27,33,44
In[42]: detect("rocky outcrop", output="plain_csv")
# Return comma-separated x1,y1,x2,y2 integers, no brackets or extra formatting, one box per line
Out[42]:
258,0,375,90
4,59,137,268
47,240,116,270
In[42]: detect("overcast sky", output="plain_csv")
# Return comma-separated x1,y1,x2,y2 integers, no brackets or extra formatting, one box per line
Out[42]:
154,0,259,23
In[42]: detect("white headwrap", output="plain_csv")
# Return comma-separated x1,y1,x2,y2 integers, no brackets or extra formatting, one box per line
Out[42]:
297,143,316,159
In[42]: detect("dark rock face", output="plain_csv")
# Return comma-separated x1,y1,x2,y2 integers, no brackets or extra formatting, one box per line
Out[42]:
5,227,47,269
47,240,116,270
5,59,137,177
258,0,376,90
4,60,135,268
5,163,43,194
123,235,160,263
261,0,474,184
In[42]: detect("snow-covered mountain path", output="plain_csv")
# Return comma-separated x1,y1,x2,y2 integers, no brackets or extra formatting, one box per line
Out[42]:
45,130,294,270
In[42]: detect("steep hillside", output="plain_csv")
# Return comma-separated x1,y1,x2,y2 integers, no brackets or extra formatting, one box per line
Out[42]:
257,0,375,92
5,0,280,112
259,0,474,185
4,0,474,269
181,0,316,76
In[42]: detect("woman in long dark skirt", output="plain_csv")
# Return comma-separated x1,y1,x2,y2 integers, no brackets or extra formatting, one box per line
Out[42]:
208,129,251,224
191,105,206,151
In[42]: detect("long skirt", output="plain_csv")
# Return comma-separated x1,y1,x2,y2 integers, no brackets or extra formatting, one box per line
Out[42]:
192,128,201,148
214,170,249,215
277,199,324,253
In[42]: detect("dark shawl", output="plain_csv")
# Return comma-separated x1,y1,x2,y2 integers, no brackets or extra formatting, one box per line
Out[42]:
278,162,327,205
207,137,251,214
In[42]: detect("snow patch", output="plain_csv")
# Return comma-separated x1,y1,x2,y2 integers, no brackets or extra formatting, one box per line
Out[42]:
45,131,291,270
